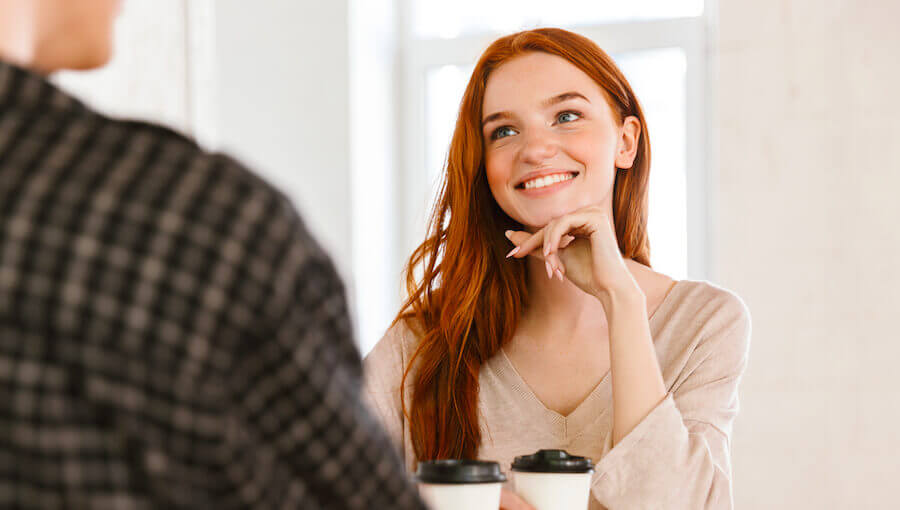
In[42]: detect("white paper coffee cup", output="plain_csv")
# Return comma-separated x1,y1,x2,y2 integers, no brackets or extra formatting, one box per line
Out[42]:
416,459,506,510
510,450,594,510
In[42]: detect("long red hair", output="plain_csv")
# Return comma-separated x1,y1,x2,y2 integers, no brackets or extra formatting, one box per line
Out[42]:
395,28,652,461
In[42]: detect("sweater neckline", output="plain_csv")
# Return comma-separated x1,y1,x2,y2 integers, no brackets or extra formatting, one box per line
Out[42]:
486,280,688,440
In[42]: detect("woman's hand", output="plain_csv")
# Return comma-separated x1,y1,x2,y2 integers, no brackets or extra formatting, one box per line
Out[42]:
505,205,640,300
500,487,536,510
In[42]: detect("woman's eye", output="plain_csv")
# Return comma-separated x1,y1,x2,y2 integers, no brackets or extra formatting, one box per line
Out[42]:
557,111,581,124
491,126,517,140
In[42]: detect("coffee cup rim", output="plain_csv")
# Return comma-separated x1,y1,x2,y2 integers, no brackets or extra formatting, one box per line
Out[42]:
416,459,508,484
511,449,594,474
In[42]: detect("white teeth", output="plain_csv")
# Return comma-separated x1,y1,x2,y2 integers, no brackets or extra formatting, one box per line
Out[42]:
523,173,574,190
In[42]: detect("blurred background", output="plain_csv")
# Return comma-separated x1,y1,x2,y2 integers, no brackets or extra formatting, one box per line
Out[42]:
54,0,898,507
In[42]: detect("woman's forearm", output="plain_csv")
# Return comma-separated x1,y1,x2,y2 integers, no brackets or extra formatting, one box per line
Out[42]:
599,287,667,446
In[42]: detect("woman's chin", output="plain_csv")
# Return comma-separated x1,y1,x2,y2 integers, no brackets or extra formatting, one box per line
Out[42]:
503,199,594,231
519,209,577,229
513,197,610,229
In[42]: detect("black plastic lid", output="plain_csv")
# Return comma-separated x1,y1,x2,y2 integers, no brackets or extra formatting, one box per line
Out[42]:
511,450,594,473
416,459,507,484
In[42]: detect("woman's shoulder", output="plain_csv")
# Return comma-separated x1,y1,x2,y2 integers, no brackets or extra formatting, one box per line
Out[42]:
363,318,422,375
674,279,751,328
662,279,752,359
635,260,749,331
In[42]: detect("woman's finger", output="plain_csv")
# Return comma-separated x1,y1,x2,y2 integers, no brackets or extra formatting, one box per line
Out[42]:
542,214,588,277
551,235,575,280
504,232,575,278
504,229,544,258
543,211,598,260
551,251,565,280
506,230,557,281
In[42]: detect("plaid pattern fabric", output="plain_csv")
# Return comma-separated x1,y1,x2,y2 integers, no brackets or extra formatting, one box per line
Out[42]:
0,61,425,509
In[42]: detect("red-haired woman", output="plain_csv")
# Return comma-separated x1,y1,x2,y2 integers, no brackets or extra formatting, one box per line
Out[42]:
364,28,750,510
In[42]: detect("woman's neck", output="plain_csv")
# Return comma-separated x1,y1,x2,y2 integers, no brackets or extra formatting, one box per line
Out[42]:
517,257,655,345
517,256,610,343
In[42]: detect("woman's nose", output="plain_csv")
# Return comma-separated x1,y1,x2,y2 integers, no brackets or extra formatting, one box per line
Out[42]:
518,131,558,164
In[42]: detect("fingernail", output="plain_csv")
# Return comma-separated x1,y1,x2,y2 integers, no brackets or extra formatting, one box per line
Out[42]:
545,261,553,279
505,246,519,258
504,230,513,239
555,268,564,281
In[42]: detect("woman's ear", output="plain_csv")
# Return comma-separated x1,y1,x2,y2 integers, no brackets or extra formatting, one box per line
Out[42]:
614,116,641,169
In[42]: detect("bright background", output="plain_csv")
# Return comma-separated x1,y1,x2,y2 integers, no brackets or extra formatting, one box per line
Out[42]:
54,0,900,507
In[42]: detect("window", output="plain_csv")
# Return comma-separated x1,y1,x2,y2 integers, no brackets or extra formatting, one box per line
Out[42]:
353,1,712,353
411,0,704,39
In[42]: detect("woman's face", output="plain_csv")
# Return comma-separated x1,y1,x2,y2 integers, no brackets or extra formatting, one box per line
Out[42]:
481,52,640,230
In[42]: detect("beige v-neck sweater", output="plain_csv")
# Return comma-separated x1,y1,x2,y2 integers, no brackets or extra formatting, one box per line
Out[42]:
363,280,751,510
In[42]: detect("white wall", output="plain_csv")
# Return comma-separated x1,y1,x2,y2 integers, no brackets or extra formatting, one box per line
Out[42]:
349,0,400,354
211,0,353,285
55,0,361,342
716,0,900,507
53,0,194,135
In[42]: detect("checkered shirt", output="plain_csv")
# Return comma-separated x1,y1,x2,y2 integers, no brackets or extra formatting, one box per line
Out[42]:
0,60,425,509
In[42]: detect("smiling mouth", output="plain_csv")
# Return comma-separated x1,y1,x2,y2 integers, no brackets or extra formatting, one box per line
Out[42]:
515,171,579,190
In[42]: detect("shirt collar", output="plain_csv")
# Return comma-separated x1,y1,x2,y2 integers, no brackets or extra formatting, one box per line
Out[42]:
0,59,85,113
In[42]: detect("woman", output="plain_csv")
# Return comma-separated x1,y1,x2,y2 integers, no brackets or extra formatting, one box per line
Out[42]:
364,28,750,510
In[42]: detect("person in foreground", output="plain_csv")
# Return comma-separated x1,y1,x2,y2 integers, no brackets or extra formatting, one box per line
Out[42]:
0,1,425,508
364,28,751,509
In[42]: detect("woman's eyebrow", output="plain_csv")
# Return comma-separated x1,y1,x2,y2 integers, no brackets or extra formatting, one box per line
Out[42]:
542,91,590,107
482,92,590,125
482,111,511,126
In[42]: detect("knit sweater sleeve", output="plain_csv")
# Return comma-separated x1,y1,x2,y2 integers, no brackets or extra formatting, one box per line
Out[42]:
591,290,752,510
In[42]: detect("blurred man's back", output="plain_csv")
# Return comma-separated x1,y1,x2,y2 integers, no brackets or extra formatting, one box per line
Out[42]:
0,2,424,508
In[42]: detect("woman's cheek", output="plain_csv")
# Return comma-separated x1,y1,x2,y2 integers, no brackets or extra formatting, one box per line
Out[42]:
570,129,617,168
484,153,511,191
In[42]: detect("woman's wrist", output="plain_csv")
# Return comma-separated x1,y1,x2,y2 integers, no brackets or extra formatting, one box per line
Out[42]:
593,280,646,314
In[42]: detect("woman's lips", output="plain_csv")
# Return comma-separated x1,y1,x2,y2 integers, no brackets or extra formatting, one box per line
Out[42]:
515,173,578,197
